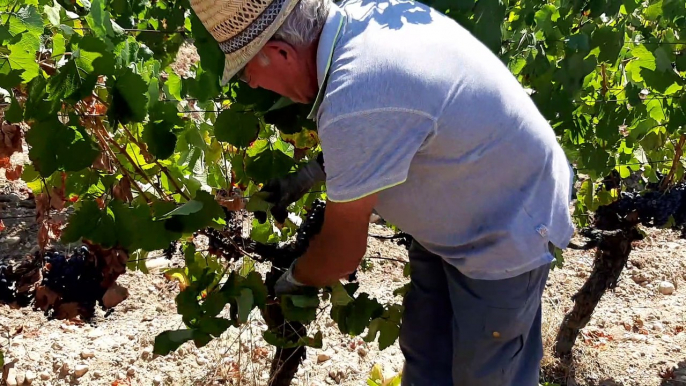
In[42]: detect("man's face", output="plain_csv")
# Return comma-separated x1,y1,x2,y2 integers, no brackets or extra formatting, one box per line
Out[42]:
240,41,319,104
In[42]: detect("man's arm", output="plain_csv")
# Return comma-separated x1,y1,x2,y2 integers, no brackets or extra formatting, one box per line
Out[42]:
291,194,377,287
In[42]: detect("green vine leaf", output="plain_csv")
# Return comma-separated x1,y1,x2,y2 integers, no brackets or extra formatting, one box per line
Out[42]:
46,58,98,102
85,0,124,46
143,121,177,160
237,288,254,323
330,282,354,306
365,318,400,350
108,67,150,124
61,199,118,247
244,149,295,183
110,201,181,251
188,14,224,79
214,108,260,148
26,118,100,177
5,96,23,123
364,305,403,350
7,35,40,82
590,25,625,64
281,294,319,323
153,329,195,355
331,293,384,335
7,5,43,50
197,316,232,337
163,190,225,234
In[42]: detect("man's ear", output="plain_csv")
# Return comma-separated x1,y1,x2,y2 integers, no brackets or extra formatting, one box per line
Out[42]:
263,40,299,63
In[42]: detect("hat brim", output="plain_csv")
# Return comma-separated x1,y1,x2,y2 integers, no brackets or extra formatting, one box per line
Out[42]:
219,0,302,85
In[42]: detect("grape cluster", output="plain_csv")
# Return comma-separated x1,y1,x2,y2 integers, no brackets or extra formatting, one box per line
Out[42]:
163,241,178,260
42,246,103,306
395,233,413,250
0,262,15,303
291,199,326,257
202,228,237,259
596,183,686,229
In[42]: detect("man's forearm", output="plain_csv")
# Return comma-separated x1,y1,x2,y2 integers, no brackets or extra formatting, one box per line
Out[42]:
292,196,376,287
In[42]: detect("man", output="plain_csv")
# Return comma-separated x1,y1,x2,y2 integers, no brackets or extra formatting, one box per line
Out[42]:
190,0,575,384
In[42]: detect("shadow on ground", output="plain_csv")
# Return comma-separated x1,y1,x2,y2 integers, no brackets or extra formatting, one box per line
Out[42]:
0,192,38,263
661,360,686,386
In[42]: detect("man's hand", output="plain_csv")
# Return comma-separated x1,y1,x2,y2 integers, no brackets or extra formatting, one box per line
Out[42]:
274,260,309,297
291,194,377,287
256,156,326,224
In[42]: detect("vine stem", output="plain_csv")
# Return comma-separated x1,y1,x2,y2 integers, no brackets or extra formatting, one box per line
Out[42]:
660,134,686,191
119,123,146,150
601,63,608,98
366,256,407,263
117,123,191,201
89,118,169,200
158,165,192,201
86,119,152,204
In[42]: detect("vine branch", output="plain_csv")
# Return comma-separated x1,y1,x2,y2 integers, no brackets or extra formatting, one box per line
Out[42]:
117,123,191,201
86,119,152,204
158,165,192,201
89,118,169,200
660,134,686,191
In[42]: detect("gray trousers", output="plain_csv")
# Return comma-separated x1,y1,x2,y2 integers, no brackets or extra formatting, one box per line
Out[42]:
399,241,550,386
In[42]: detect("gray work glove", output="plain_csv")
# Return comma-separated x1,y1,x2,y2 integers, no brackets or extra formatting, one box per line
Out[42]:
256,155,326,224
274,260,308,297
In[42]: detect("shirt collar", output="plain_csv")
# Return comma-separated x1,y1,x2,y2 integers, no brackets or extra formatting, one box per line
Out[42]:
307,3,345,120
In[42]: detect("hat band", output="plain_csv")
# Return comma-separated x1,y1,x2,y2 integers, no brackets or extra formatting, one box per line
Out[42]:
218,0,289,55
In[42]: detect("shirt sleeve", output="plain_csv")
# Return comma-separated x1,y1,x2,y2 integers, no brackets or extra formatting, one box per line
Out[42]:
318,108,436,202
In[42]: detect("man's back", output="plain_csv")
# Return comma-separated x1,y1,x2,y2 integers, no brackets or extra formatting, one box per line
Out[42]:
315,0,575,280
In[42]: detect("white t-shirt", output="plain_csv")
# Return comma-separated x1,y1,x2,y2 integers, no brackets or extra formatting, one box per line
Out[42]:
309,0,575,280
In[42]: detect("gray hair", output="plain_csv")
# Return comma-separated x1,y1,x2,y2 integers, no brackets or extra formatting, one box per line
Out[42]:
273,0,332,47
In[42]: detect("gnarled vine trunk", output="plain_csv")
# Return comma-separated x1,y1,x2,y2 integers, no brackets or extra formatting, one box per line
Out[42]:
262,267,307,386
554,227,642,356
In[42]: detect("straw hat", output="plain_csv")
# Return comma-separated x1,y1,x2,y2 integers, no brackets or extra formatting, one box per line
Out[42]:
190,0,302,85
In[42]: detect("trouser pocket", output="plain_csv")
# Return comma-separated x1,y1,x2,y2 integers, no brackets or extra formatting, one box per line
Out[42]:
443,262,549,386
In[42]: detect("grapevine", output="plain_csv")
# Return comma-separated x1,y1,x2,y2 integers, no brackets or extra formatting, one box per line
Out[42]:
0,0,684,381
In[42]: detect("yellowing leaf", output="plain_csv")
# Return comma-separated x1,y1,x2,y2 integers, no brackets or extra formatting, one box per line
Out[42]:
626,45,656,82
369,363,384,383
164,268,191,290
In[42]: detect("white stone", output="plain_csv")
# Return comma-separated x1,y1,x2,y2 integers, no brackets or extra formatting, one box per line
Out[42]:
127,366,136,376
24,370,36,384
146,258,172,271
196,357,208,366
88,329,105,339
15,371,25,385
39,371,51,380
2,236,21,245
153,375,163,385
74,364,89,378
81,349,95,359
5,367,18,386
93,370,103,378
658,281,676,295
317,353,332,363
